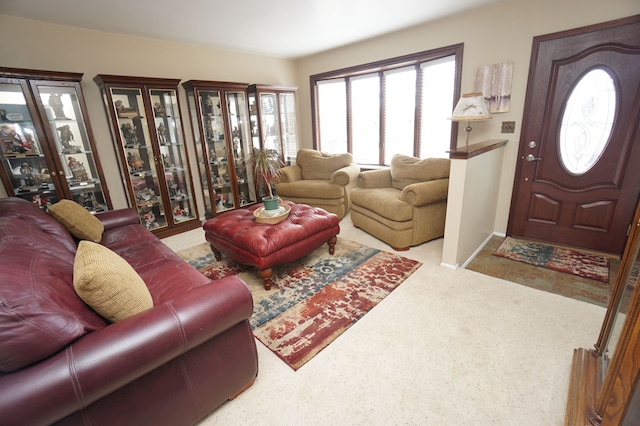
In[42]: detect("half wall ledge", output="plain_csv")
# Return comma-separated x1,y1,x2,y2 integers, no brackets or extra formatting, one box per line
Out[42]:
441,139,509,269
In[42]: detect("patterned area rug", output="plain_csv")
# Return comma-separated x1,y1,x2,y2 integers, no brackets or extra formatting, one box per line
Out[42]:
494,237,610,283
178,238,421,370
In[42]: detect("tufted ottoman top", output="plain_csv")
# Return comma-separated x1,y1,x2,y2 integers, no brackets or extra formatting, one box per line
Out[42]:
203,201,340,257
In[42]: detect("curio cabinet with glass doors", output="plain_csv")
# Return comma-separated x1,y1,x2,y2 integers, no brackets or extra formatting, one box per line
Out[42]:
0,67,112,212
182,80,257,218
94,74,199,238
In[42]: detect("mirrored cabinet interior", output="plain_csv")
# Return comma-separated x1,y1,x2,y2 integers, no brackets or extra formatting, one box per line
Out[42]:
94,75,199,238
0,67,111,212
182,80,257,218
247,84,298,166
565,198,640,425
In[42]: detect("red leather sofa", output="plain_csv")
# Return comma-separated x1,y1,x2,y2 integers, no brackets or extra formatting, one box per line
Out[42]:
0,197,258,426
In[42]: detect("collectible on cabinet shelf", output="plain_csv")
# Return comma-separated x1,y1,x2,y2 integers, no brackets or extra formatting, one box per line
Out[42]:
114,100,140,118
121,122,139,146
127,151,145,173
57,125,82,153
48,93,70,120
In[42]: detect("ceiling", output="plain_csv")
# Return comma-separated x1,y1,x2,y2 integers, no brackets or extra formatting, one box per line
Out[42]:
2,0,503,59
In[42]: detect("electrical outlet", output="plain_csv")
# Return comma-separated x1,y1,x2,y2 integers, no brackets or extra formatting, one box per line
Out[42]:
501,121,516,133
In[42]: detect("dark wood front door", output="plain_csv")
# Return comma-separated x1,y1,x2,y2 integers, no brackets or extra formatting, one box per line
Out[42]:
508,15,640,254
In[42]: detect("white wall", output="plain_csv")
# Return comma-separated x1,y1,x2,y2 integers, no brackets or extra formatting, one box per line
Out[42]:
0,16,298,213
442,144,506,268
295,0,640,236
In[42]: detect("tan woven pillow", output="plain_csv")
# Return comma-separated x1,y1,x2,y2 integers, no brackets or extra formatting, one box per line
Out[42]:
48,199,104,242
73,241,153,322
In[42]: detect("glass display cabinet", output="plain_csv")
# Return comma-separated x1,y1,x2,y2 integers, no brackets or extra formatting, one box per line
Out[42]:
94,75,199,237
182,80,257,218
0,67,111,212
247,84,298,166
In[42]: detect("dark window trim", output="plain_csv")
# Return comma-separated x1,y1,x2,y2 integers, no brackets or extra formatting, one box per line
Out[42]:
310,43,464,157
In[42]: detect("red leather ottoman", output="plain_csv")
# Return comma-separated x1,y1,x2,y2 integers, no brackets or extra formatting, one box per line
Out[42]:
203,201,340,290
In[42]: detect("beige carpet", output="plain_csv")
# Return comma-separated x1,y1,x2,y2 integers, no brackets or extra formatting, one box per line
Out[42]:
161,215,607,426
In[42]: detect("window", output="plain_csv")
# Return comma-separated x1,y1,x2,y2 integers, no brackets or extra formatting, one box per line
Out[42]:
311,45,462,166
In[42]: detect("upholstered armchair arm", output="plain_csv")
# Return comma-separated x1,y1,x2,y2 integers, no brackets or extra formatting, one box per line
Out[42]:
330,164,360,186
401,178,450,206
356,169,392,189
277,165,302,183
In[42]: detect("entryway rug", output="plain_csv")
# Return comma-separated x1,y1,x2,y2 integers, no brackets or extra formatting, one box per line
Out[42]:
493,237,610,283
178,238,421,371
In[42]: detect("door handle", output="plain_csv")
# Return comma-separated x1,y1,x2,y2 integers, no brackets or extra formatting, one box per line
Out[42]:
525,154,541,162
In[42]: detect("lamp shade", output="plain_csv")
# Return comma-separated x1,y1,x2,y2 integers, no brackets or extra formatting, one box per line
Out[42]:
450,92,492,121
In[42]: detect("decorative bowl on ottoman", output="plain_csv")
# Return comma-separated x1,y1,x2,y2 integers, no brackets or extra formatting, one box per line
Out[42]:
253,203,291,224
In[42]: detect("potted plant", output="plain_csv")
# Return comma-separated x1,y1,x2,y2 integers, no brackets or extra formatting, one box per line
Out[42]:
253,147,284,210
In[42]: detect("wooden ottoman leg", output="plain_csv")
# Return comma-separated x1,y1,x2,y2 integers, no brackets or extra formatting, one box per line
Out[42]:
327,235,337,255
210,244,222,261
259,268,273,290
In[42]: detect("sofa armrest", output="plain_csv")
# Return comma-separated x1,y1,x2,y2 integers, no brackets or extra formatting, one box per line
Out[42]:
330,164,360,186
401,178,449,206
277,165,302,183
0,276,253,426
356,169,392,189
96,208,140,231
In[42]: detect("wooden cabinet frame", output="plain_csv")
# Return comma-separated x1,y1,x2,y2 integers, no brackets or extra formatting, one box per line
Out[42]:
566,199,640,425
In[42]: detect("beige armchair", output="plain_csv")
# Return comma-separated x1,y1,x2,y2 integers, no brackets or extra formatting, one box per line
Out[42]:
350,154,450,250
275,149,360,219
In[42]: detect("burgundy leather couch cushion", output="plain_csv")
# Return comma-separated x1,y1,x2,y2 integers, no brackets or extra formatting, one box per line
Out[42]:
0,199,106,372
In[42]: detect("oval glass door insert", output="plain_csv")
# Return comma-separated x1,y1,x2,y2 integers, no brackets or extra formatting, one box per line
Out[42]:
559,68,616,175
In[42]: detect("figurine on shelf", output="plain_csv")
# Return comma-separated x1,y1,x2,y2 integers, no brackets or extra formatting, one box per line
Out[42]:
40,168,51,184
48,93,70,120
32,193,49,209
162,153,170,169
20,162,36,186
127,151,144,173
169,183,178,198
114,100,139,118
57,125,82,153
141,209,158,230
216,193,226,211
136,188,158,207
205,96,220,115
68,156,89,181
215,176,224,186
157,122,167,145
121,122,138,146
153,102,166,117
1,124,32,154
20,130,38,153
173,203,189,221
205,120,214,140
77,192,102,212
240,192,247,205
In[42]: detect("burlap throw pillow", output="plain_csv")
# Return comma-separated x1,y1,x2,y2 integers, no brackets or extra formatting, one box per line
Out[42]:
73,241,153,322
48,199,104,242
